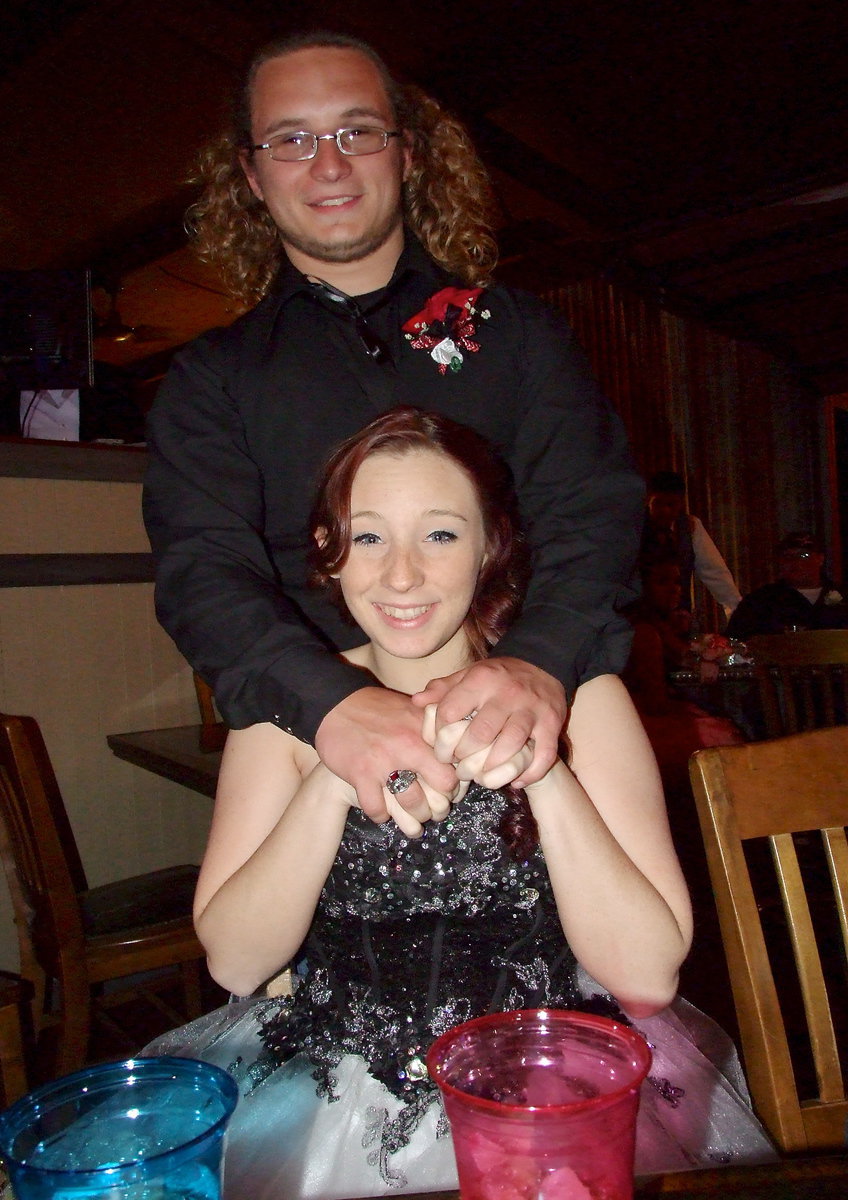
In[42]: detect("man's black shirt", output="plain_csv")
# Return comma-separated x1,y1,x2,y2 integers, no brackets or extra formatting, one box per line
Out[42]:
143,237,644,739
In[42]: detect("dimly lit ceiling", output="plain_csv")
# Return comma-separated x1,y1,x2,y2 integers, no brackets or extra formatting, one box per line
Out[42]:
3,0,848,394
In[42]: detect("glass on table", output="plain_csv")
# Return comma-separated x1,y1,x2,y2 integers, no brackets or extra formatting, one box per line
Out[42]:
0,1056,237,1199
427,1008,651,1200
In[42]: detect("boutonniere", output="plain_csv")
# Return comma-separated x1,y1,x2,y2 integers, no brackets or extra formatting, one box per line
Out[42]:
824,589,844,605
402,287,490,375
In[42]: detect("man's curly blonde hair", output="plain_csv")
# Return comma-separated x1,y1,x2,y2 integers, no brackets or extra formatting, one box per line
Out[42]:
186,31,499,308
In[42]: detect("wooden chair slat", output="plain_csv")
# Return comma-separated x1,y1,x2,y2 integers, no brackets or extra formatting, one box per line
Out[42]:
797,670,817,730
817,667,838,727
779,666,801,733
753,666,784,739
770,833,842,1102
823,827,848,954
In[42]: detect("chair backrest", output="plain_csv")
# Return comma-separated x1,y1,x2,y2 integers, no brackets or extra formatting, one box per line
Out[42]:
689,727,848,1152
0,714,89,990
747,630,848,665
746,633,848,738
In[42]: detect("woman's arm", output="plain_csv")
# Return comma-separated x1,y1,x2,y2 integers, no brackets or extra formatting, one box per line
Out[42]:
193,723,352,997
526,674,693,1018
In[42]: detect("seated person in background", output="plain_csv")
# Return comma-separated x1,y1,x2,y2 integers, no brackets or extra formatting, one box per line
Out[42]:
642,470,742,619
727,531,848,640
623,556,746,794
149,410,772,1198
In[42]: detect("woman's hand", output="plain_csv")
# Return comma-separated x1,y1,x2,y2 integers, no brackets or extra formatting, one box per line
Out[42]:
413,657,566,787
383,776,455,837
317,760,440,839
422,704,533,792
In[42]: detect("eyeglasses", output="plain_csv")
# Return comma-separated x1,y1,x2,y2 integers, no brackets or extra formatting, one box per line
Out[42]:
250,126,402,162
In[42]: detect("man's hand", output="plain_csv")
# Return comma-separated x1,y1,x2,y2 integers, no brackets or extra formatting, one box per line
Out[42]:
412,657,567,787
316,687,458,828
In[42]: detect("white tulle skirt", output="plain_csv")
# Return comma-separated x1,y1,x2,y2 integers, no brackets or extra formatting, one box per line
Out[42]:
146,982,776,1200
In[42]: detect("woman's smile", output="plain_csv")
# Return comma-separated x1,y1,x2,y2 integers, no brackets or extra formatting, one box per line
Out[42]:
373,602,436,625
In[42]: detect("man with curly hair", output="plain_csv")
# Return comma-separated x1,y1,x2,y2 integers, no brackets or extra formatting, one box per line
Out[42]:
143,30,644,826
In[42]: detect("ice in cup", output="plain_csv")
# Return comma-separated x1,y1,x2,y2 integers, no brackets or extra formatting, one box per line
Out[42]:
427,1008,651,1200
0,1055,238,1200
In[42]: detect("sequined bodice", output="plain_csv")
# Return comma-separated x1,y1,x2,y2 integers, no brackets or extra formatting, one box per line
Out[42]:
320,785,547,920
310,785,574,1009
257,786,578,1103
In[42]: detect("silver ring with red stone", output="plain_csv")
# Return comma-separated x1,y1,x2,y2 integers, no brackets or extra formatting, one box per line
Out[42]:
386,769,417,795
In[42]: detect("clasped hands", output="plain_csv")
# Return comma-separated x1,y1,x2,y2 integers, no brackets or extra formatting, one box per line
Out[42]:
315,658,567,838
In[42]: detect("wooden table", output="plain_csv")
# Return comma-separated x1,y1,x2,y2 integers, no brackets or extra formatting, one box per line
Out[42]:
1,1153,843,1200
396,1153,847,1199
107,724,224,798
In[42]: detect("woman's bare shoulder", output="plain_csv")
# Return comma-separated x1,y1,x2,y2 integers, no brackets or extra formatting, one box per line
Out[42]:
222,722,319,785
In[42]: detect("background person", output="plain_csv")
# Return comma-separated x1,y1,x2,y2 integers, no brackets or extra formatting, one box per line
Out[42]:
623,555,746,795
727,531,848,639
143,30,644,828
149,409,773,1197
641,470,741,619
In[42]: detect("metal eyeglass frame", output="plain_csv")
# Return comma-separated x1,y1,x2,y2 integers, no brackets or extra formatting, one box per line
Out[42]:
250,127,402,161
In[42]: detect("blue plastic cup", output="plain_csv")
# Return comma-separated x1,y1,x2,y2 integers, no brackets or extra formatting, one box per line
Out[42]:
0,1056,238,1199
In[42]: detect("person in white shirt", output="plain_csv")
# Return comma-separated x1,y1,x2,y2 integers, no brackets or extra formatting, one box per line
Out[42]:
641,471,741,619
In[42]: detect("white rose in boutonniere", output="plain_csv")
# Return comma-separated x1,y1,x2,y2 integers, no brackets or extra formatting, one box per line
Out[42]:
430,338,462,371
824,589,844,605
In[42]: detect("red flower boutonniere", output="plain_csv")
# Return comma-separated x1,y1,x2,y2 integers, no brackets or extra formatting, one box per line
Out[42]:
402,287,490,374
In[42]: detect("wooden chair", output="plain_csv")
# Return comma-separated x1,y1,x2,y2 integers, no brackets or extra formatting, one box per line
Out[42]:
689,726,848,1151
193,672,227,752
193,671,219,728
0,712,205,1079
747,631,848,738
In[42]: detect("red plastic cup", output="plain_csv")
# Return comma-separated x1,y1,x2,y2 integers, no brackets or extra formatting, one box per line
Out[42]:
426,1008,652,1200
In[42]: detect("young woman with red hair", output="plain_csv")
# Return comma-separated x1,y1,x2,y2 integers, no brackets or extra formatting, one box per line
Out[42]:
150,408,773,1197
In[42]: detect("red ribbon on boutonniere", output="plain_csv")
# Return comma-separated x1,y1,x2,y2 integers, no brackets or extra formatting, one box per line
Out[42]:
402,287,490,374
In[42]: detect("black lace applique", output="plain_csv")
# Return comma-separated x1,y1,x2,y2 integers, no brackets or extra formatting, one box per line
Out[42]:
650,1076,686,1108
